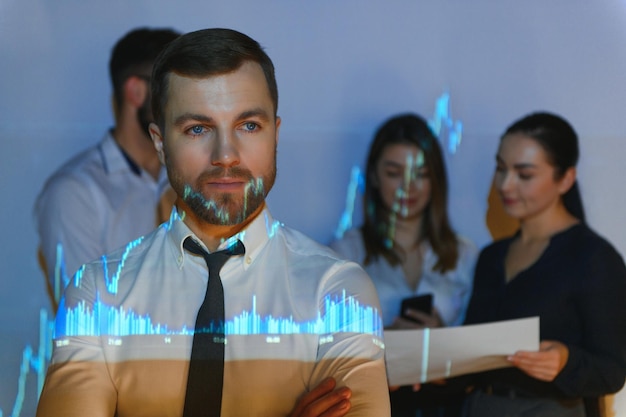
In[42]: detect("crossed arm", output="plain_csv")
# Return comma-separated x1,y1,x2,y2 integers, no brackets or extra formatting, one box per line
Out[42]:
290,378,352,417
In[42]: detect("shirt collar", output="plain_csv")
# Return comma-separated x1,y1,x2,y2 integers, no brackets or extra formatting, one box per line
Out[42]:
118,147,142,176
100,131,141,176
166,206,282,270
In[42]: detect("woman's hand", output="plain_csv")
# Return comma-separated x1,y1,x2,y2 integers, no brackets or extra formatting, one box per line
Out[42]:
507,340,569,382
388,307,444,329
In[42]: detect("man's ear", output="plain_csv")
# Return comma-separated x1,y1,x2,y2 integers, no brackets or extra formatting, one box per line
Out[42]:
275,116,281,145
149,122,165,165
124,76,148,109
559,167,577,195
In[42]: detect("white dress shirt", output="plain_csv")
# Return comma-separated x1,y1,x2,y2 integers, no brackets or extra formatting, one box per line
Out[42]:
34,132,169,295
37,208,391,417
330,228,478,327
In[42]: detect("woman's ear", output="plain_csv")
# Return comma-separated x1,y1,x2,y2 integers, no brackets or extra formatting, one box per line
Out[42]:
558,167,577,195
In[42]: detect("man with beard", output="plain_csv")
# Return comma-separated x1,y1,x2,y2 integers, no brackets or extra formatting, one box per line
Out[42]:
34,27,180,310
36,28,390,417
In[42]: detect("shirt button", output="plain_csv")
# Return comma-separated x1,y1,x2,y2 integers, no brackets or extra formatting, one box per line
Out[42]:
246,257,252,265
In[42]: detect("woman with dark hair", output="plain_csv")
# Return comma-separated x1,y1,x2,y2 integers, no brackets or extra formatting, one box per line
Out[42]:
464,112,626,417
331,113,477,416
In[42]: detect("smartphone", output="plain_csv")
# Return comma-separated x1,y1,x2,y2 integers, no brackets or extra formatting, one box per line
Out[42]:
400,293,433,322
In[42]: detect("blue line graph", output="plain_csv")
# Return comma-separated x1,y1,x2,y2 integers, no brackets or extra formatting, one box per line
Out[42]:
1,309,54,417
334,166,364,240
55,208,384,338
101,236,144,294
428,91,463,154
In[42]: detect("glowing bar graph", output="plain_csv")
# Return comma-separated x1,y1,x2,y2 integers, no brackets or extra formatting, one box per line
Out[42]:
57,291,383,338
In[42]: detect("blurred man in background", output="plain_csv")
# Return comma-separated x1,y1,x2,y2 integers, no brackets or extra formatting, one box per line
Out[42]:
34,27,180,310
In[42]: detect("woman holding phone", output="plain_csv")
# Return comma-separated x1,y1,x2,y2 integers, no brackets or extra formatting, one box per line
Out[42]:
331,113,477,417
464,112,626,417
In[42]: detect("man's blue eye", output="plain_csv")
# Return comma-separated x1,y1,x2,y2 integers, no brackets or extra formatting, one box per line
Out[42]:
244,122,257,131
191,126,204,135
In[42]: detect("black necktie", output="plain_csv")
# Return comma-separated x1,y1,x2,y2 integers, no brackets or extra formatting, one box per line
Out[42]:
182,237,245,417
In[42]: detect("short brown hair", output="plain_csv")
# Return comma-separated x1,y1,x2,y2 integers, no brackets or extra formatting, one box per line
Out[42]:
151,28,278,128
109,27,179,110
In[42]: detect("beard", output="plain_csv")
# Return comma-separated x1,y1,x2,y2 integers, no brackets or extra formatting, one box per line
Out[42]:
168,163,276,226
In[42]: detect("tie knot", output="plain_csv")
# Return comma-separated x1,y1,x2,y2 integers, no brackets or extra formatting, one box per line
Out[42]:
183,237,245,274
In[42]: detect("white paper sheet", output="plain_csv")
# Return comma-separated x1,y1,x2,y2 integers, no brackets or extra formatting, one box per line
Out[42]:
384,317,539,386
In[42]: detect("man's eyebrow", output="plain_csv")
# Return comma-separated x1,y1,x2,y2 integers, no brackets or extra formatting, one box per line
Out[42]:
238,108,271,121
173,109,271,127
174,113,213,127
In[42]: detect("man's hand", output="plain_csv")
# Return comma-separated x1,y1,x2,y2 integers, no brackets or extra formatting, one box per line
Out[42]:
289,377,351,417
507,340,569,382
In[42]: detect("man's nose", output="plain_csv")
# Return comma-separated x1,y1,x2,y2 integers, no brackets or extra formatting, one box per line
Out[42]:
211,129,240,167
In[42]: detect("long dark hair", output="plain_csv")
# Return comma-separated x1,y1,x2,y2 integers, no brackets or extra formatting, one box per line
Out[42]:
361,113,459,273
502,112,585,221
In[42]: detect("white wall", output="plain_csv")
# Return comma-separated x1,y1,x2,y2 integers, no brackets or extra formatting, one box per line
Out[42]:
2,1,626,415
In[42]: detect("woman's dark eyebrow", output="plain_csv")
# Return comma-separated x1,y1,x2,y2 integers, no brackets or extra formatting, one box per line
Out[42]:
513,163,537,170
381,160,403,169
495,155,536,169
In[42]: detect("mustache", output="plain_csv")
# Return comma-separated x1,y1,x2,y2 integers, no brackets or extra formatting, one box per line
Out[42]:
197,166,255,183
